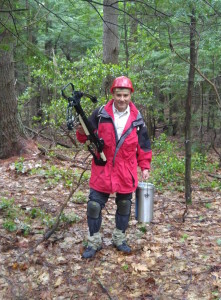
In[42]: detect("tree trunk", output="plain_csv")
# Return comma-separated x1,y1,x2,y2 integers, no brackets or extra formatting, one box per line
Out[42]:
102,0,119,96
200,82,204,150
123,1,129,70
0,9,37,159
185,9,197,204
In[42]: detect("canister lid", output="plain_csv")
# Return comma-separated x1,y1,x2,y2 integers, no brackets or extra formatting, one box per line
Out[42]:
137,182,155,189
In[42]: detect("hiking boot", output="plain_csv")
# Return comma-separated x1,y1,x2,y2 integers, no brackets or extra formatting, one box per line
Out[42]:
82,245,102,259
114,241,131,253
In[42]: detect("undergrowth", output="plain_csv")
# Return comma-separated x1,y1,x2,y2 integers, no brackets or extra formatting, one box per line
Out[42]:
2,133,219,236
0,196,80,235
150,134,219,191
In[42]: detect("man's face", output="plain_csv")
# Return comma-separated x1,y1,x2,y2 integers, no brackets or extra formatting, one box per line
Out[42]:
113,89,131,112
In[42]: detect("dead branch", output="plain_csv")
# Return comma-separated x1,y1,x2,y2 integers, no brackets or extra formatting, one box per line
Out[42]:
43,167,88,240
17,162,90,261
60,125,77,146
208,174,221,180
182,204,188,223
96,277,113,300
25,126,73,148
37,144,91,169
0,234,13,241
0,9,28,12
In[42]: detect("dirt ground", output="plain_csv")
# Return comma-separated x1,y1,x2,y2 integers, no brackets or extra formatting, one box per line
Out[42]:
0,152,220,300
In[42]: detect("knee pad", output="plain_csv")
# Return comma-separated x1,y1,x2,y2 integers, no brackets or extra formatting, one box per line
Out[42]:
87,201,101,219
117,199,131,216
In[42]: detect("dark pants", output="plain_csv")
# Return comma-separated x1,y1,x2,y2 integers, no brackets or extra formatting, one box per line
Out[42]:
87,188,132,236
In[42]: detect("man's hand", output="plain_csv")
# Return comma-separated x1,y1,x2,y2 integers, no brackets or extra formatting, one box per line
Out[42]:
142,169,150,181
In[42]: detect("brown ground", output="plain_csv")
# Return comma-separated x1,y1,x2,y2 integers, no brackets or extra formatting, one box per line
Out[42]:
0,150,220,300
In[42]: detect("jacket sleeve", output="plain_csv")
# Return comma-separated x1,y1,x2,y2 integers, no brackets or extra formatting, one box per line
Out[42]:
76,107,100,144
136,122,152,170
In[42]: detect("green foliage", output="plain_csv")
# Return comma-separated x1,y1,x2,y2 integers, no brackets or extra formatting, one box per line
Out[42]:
19,47,126,129
0,197,15,210
60,212,79,224
30,164,80,188
205,203,212,209
180,233,188,242
0,197,26,234
3,220,17,232
0,196,79,235
73,191,87,204
122,264,129,271
199,179,221,190
150,134,184,190
138,225,147,233
150,134,220,191
14,157,25,174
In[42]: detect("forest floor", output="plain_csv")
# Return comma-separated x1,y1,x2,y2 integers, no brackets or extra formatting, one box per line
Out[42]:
0,145,220,300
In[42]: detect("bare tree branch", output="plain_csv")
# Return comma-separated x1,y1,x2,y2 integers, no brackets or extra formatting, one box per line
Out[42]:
32,0,93,40
201,0,221,17
86,0,122,40
82,0,161,41
0,9,27,12
167,26,221,110
8,0,19,38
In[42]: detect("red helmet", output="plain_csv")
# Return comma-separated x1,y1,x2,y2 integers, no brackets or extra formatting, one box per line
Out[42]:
110,76,134,93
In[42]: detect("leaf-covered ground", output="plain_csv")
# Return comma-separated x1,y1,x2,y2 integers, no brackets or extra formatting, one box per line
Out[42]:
0,150,220,300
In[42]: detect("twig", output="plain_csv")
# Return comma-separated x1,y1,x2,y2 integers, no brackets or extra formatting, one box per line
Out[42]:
24,126,72,148
96,277,113,300
208,174,221,180
182,270,193,297
195,198,219,203
0,234,13,241
0,274,20,298
17,163,90,260
0,9,27,12
43,168,87,240
167,26,221,110
37,144,91,169
154,204,169,211
182,204,188,223
60,125,77,146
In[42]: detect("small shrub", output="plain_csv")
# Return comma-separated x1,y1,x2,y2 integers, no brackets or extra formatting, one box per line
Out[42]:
14,157,25,173
3,220,17,232
60,212,80,224
0,197,14,210
73,191,87,203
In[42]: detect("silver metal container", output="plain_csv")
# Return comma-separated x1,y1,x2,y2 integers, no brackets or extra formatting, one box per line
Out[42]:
135,182,155,223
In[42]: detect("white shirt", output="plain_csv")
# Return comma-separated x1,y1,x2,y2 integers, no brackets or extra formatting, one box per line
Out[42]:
113,103,130,139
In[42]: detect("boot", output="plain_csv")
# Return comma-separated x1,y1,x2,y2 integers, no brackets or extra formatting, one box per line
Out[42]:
82,245,102,259
82,232,102,259
112,228,131,253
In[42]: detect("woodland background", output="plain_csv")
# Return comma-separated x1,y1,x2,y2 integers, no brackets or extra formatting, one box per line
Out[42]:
0,1,221,299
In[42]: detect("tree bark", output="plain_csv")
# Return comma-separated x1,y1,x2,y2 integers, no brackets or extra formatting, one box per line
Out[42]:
123,1,129,70
0,7,36,159
102,0,119,96
185,9,197,204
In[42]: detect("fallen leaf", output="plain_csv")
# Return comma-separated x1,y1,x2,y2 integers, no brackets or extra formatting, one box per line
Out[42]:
131,263,149,272
54,276,63,288
38,272,50,284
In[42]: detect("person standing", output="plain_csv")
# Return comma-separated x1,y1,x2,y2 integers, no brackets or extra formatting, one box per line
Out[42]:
76,76,152,258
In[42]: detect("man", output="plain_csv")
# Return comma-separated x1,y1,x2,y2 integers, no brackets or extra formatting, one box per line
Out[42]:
76,76,152,258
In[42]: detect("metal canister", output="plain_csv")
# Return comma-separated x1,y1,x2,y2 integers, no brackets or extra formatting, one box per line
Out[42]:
135,182,155,223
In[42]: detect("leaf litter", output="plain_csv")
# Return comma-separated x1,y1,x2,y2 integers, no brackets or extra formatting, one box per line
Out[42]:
0,151,220,300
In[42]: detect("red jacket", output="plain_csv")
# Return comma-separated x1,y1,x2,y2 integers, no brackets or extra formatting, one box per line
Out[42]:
76,99,152,194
